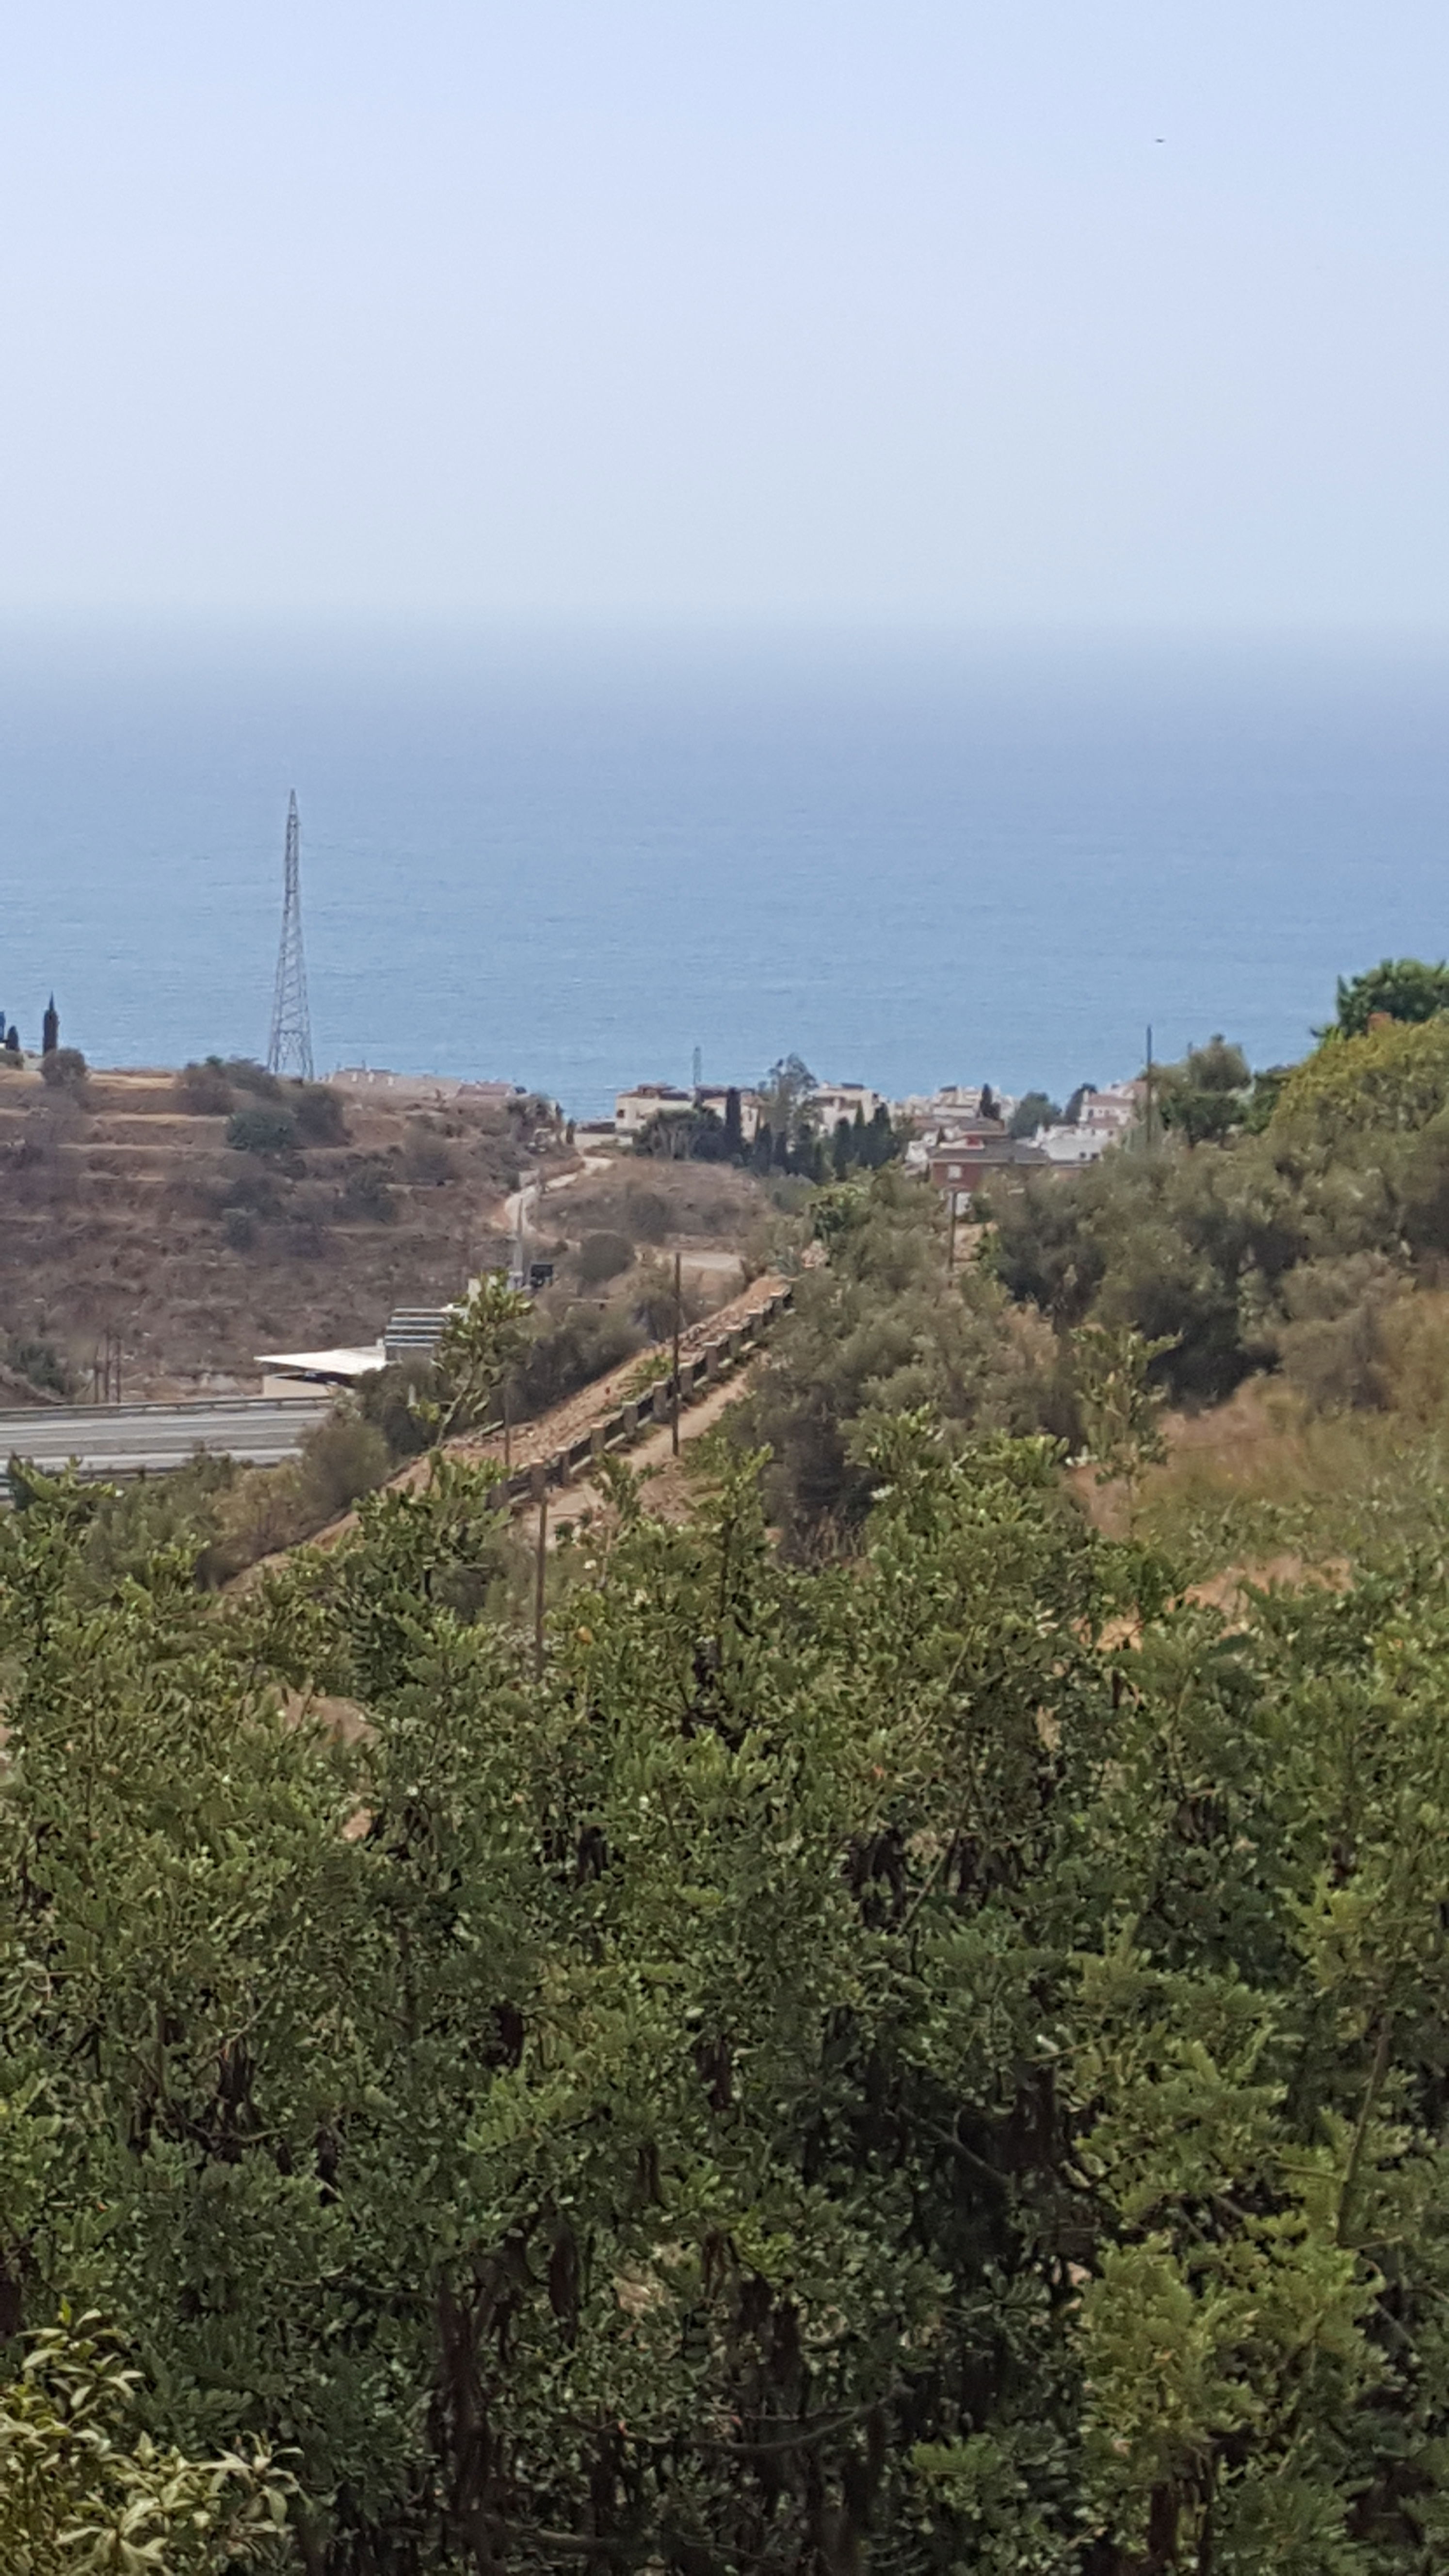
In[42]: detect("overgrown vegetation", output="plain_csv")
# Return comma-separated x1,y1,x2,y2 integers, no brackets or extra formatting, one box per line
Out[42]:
15,965,1449,2568
739,1167,1061,1547
987,1011,1449,1411
10,1396,1449,2568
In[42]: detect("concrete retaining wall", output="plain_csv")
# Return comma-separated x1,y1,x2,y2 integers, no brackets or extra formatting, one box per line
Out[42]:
493,1285,794,1511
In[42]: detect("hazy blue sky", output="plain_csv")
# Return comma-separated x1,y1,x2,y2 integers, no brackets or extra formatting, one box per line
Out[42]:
3,3,1446,627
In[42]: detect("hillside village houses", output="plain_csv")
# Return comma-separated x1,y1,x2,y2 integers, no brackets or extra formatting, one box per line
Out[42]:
612,1080,878,1145
613,1082,694,1140
613,1081,761,1143
698,1083,760,1140
907,1079,1142,1207
1031,1080,1142,1165
610,1072,1141,1192
925,1119,1045,1207
809,1081,886,1130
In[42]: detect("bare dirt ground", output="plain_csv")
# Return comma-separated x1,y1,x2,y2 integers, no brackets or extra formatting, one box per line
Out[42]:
0,1065,557,1398
0,1080,776,1405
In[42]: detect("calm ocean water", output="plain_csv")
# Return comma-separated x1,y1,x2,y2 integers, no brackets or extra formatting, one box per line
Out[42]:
1,628,1447,1120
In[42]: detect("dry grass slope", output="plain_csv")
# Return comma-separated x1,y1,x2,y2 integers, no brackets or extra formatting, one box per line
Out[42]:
0,1064,552,1398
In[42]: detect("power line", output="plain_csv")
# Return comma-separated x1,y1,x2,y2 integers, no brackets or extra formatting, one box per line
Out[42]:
267,790,315,1080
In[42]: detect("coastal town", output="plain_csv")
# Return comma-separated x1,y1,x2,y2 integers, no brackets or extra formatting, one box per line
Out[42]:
604,1067,1144,1201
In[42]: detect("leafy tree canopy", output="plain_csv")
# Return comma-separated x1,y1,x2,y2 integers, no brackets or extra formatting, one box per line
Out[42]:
1272,1012,1449,1148
758,1051,817,1133
1008,1089,1062,1138
1156,1035,1250,1147
8,1414,1449,2568
1334,954,1449,1036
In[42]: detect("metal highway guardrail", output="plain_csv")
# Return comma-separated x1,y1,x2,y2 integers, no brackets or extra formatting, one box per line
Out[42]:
0,1395,336,1501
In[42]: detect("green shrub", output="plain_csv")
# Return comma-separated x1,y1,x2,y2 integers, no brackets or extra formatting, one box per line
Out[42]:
403,1129,459,1186
224,1058,284,1100
38,1046,88,1094
175,1059,235,1114
291,1082,347,1144
226,1103,299,1155
4,1335,74,1399
297,1409,392,1517
505,1296,644,1417
741,1166,1061,1546
358,1357,438,1459
1272,1014,1449,1146
338,1164,397,1224
222,1205,256,1250
622,1183,671,1242
575,1228,633,1286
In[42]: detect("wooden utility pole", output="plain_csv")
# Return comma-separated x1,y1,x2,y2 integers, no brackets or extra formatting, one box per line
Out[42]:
1144,1024,1156,1152
671,1251,682,1456
948,1194,958,1278
533,1485,548,1679
502,1379,512,1473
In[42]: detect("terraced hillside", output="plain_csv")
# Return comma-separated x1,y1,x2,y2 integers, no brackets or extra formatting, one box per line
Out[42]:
0,1064,554,1398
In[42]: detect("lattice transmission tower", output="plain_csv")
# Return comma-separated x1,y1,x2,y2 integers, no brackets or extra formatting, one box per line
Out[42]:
266,790,315,1080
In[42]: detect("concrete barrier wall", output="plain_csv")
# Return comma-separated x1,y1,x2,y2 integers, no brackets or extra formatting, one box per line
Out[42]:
493,1283,794,1516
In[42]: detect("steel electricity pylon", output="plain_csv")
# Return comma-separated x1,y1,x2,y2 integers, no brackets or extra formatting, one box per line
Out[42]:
266,790,315,1080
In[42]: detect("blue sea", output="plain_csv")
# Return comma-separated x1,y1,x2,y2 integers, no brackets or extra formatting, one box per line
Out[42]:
2,626,1447,1120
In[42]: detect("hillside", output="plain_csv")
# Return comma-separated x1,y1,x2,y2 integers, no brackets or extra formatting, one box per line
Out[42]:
0,1064,547,1398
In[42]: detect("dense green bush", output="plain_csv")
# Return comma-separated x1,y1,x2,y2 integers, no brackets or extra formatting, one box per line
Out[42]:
358,1355,438,1459
503,1291,644,1415
3,1333,73,1399
1334,953,1449,1034
226,1102,299,1155
296,1407,391,1516
1272,1014,1449,1146
574,1226,634,1286
741,1166,1063,1544
37,1045,88,1094
8,1426,1449,2567
225,1058,285,1100
290,1081,348,1145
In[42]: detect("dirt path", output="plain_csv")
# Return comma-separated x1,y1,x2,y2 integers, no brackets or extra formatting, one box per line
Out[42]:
501,1150,612,1242
542,1360,760,1542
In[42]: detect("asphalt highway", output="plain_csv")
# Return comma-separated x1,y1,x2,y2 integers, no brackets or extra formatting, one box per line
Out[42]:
0,1395,335,1493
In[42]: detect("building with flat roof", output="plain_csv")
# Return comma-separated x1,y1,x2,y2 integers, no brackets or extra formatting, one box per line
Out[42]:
255,1342,385,1397
614,1083,694,1140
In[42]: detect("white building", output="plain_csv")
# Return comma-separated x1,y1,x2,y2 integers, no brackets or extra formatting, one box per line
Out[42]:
1032,1126,1110,1166
695,1084,761,1141
1029,1083,1141,1165
614,1083,695,1141
808,1082,886,1132
1075,1081,1141,1135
